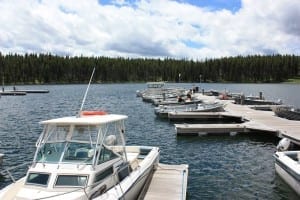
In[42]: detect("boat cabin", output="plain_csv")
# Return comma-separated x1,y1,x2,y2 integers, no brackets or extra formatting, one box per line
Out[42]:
26,113,130,198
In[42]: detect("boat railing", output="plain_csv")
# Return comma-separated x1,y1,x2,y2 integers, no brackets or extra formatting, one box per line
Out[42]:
0,161,32,183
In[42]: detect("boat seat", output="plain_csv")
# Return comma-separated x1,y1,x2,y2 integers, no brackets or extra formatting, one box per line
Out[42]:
126,152,140,170
75,148,92,159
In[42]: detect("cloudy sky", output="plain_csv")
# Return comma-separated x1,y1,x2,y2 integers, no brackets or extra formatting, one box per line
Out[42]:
0,0,299,59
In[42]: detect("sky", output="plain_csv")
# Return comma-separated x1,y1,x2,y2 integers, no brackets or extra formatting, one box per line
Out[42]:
0,0,300,60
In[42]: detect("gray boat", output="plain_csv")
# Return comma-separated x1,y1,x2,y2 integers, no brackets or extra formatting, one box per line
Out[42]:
273,106,300,121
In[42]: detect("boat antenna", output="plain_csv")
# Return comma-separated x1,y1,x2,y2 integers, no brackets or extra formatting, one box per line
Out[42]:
77,67,95,117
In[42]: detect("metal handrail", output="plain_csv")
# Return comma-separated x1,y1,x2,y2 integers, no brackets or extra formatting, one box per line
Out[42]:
0,161,32,183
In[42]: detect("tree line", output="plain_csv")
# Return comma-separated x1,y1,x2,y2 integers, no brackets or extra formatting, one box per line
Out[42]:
0,52,299,84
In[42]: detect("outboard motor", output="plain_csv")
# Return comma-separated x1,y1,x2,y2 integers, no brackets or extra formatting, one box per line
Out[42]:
277,138,291,151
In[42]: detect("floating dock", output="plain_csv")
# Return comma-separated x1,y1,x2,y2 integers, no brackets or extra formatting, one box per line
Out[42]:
168,111,243,122
0,89,49,96
175,123,250,136
173,96,300,144
140,163,188,200
14,89,49,93
0,91,26,96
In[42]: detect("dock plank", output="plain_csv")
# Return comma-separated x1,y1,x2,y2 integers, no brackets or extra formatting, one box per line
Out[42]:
143,163,188,200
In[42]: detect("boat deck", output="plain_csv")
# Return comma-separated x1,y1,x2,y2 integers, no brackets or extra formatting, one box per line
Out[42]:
141,163,188,200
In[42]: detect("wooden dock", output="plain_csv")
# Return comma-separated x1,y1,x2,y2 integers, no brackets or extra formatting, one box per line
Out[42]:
175,123,250,136
140,163,189,200
173,96,300,144
168,111,243,122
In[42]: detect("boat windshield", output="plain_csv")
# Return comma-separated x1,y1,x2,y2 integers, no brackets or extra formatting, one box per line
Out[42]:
34,120,126,165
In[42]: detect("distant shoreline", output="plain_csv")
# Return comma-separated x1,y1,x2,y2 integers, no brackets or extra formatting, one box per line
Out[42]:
2,80,300,87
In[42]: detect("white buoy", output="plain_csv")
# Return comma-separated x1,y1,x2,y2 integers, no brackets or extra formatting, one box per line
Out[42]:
276,138,291,151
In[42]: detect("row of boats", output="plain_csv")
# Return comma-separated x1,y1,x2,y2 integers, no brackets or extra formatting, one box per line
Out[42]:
137,82,225,119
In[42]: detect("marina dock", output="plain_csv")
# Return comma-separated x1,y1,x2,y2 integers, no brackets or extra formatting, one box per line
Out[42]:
140,163,189,200
173,95,300,144
0,89,49,96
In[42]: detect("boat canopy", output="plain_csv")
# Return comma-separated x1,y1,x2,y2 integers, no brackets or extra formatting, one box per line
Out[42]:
40,114,128,125
33,114,128,167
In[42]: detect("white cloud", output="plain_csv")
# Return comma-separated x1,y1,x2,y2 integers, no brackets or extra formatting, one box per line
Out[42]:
0,0,299,59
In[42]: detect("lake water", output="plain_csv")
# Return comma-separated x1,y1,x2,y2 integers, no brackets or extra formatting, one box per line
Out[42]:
0,83,299,199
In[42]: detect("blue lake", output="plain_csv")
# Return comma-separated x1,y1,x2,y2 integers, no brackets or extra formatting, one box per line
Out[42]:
0,83,299,199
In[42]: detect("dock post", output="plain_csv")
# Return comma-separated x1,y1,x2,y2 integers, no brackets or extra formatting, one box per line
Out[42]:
241,94,245,105
202,89,204,95
259,92,263,100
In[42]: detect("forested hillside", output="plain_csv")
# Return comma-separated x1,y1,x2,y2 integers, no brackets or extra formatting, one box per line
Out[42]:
0,53,299,84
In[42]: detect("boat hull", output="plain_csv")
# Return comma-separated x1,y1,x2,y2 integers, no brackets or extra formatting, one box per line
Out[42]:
275,163,300,195
94,146,159,200
274,151,300,196
0,146,159,200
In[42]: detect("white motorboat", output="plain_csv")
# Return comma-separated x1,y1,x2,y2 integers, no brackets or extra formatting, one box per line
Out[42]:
0,111,160,200
274,150,300,196
154,102,225,118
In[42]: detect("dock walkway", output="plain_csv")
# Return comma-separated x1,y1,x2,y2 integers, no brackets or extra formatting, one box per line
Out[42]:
173,94,300,144
225,101,300,143
140,163,188,200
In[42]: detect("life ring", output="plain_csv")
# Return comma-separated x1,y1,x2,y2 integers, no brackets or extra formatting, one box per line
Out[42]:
80,110,107,116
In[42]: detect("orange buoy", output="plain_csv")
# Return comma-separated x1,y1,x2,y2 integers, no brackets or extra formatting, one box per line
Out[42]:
80,111,108,116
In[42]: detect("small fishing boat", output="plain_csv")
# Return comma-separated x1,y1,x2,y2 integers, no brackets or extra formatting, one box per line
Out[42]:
136,81,165,97
153,98,202,106
0,111,160,200
234,93,282,105
274,150,300,196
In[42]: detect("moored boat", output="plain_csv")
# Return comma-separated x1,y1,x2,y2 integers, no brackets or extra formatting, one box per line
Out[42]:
274,151,300,196
234,94,282,105
154,102,225,118
273,106,300,121
0,111,160,200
